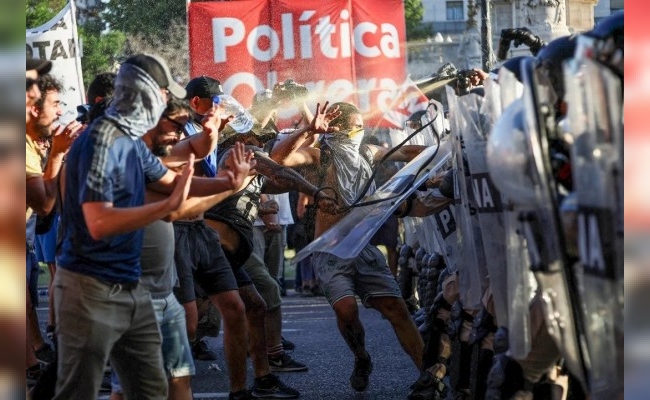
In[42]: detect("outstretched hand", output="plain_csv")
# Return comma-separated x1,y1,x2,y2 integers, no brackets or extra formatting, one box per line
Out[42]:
51,120,84,156
468,68,489,87
308,102,341,134
223,141,256,191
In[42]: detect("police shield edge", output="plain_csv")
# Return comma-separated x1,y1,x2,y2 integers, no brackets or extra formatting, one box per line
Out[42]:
483,74,533,359
292,142,452,264
564,58,624,398
520,58,590,389
446,85,487,311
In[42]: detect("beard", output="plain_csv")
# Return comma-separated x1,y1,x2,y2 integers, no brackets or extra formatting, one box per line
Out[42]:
34,121,53,139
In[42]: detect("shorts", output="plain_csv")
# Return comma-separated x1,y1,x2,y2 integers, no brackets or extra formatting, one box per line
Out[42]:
173,221,238,304
35,216,59,263
219,221,254,269
241,252,282,310
26,246,39,307
112,293,195,392
312,244,401,308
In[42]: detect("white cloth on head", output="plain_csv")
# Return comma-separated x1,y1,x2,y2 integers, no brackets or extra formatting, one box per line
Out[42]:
321,131,375,207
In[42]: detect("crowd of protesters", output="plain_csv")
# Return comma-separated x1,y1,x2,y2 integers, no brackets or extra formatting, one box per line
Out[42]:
24,10,623,399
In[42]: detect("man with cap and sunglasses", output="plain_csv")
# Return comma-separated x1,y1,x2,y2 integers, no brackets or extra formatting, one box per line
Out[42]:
53,54,252,400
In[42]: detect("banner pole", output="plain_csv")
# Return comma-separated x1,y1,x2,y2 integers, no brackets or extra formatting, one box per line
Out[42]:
69,0,86,102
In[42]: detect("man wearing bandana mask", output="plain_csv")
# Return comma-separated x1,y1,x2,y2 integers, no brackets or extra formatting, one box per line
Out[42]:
271,101,442,394
55,54,252,400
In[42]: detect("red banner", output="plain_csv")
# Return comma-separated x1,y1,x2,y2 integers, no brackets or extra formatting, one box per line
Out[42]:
188,0,425,128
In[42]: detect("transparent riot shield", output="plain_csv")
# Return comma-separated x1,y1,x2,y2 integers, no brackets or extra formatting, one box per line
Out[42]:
446,85,488,311
459,85,510,329
520,58,589,388
484,74,534,358
292,141,452,264
564,58,624,398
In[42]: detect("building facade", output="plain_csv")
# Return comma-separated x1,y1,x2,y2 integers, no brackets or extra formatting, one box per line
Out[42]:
408,0,617,79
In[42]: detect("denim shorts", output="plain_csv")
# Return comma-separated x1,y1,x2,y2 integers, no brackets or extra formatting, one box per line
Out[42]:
112,292,195,393
312,244,401,308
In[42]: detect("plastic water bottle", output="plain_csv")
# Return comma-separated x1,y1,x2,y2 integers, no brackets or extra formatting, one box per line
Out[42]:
212,94,254,133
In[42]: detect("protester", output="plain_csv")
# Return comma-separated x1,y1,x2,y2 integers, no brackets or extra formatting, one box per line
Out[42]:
26,72,83,386
109,98,252,400
270,101,450,394
53,54,250,399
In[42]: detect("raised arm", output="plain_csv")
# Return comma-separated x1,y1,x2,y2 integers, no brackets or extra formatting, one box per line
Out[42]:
26,121,82,215
255,150,337,213
169,107,227,160
370,143,429,164
82,154,195,240
149,142,254,197
269,102,340,167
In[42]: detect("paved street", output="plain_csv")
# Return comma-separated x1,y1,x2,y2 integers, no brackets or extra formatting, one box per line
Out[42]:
37,288,421,399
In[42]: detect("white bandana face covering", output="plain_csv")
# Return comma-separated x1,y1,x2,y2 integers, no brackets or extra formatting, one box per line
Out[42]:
321,128,375,206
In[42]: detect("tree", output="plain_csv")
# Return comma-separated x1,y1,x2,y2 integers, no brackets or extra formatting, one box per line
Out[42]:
104,0,186,41
26,0,67,29
26,0,126,91
121,20,189,84
404,0,425,39
78,26,126,87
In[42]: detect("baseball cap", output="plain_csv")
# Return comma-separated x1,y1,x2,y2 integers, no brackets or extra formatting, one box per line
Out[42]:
185,76,224,99
122,54,186,99
26,57,52,75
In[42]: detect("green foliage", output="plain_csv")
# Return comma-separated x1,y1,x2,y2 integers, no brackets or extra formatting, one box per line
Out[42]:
104,0,186,42
0,1,27,46
26,0,67,29
404,0,425,39
26,0,125,91
78,26,126,90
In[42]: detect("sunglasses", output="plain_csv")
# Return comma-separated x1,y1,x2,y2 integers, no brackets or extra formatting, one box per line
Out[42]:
161,115,186,137
27,77,38,91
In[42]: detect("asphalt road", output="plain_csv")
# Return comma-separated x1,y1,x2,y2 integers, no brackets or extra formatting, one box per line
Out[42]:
37,288,421,400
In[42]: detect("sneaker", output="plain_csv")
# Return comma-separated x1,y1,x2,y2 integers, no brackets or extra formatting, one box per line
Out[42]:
192,338,219,361
268,353,308,372
34,342,56,364
26,362,45,386
229,389,254,400
281,336,295,351
252,373,300,398
349,355,373,391
408,371,446,400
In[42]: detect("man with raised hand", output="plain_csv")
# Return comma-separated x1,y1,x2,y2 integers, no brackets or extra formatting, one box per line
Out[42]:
54,54,250,400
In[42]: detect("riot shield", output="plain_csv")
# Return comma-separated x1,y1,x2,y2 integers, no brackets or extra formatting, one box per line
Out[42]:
446,85,488,311
564,58,624,398
292,141,452,264
398,99,449,255
484,74,534,358
519,57,589,388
